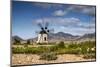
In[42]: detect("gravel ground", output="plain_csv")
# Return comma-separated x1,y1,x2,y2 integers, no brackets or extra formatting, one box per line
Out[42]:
12,54,95,66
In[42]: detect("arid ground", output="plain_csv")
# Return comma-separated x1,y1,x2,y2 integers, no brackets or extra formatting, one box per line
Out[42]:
12,54,95,65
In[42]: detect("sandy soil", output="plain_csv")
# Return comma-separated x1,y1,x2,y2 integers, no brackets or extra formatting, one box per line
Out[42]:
12,54,95,66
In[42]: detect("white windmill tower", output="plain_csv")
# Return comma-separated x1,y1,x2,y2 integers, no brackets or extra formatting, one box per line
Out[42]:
36,20,53,44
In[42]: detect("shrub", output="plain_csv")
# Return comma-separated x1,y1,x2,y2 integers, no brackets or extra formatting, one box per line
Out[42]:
49,45,58,52
24,47,46,54
13,39,20,45
83,53,96,59
56,48,68,54
57,41,65,48
37,43,48,45
27,40,31,44
12,47,25,54
80,47,88,54
12,41,96,55
39,52,57,61
68,43,79,49
12,47,44,54
24,44,28,47
65,48,81,54
56,47,81,55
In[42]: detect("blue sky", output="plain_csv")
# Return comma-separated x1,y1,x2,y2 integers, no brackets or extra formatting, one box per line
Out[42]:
12,1,96,39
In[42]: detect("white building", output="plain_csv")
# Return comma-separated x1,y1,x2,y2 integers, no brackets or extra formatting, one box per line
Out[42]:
20,40,27,44
37,30,48,43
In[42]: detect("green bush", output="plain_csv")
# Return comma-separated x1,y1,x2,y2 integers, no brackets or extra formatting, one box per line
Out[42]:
49,46,59,52
12,47,25,54
13,39,20,45
12,47,44,54
65,48,81,54
12,41,96,55
24,44,28,47
57,41,65,48
68,44,78,49
79,41,95,54
37,43,48,45
81,47,88,54
39,52,57,61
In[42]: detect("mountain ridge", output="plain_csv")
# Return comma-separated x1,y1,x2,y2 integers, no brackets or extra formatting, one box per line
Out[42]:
12,32,95,42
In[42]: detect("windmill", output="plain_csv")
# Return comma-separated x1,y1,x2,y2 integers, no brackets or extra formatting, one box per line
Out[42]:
36,20,54,44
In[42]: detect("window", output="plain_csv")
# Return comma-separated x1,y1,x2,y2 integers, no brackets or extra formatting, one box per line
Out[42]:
44,37,46,41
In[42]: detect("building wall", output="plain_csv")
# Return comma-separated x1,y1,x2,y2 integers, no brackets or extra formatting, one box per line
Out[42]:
20,40,27,44
37,33,48,43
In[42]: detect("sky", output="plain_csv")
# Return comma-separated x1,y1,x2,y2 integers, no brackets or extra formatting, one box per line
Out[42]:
12,1,96,39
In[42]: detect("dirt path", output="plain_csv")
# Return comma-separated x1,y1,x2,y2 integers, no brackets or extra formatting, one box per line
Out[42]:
12,54,95,66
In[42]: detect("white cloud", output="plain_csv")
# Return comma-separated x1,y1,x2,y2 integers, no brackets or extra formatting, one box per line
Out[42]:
82,7,95,16
53,10,67,16
33,2,95,16
36,17,80,26
66,5,96,16
33,17,95,35
56,26,95,36
77,22,95,29
33,17,84,28
52,5,95,17
35,19,43,23
34,17,95,28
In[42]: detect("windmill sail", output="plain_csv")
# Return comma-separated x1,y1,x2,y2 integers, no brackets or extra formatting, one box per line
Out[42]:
36,18,54,43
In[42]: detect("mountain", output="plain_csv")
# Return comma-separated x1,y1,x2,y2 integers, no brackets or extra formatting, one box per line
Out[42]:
48,32,79,42
31,32,96,42
77,32,95,40
12,32,96,43
12,36,24,42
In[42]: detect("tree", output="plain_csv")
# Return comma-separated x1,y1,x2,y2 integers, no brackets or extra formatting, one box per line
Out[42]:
27,40,30,45
14,39,20,45
58,41,65,48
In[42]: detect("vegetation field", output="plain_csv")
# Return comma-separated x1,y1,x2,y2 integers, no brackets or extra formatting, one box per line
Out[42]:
12,41,96,65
